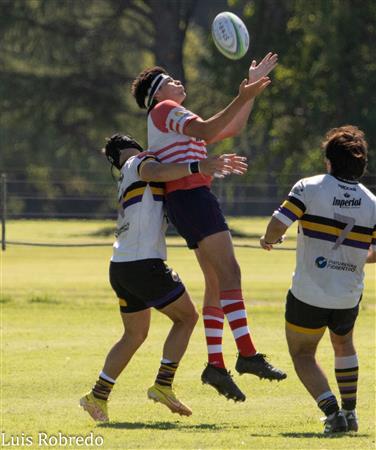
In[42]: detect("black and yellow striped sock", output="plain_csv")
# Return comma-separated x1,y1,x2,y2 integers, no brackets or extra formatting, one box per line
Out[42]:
155,361,178,388
92,375,115,401
335,365,358,411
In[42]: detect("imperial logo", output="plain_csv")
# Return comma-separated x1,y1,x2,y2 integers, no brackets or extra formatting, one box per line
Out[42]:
332,197,361,208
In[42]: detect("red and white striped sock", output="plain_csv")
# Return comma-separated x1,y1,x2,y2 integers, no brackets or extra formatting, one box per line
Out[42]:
220,289,257,357
203,306,225,368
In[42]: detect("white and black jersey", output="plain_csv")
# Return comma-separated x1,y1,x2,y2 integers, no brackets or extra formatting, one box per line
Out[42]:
111,152,166,262
274,174,376,309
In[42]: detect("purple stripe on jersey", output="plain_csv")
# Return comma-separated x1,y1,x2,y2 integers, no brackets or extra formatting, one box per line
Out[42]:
278,206,298,222
343,238,370,250
122,195,143,210
153,195,164,202
303,228,370,249
303,228,337,242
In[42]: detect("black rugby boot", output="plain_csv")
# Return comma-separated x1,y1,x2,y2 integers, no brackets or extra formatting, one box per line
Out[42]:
235,353,287,381
201,364,246,402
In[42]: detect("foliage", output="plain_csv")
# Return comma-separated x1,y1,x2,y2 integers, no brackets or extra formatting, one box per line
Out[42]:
203,0,376,188
0,0,375,215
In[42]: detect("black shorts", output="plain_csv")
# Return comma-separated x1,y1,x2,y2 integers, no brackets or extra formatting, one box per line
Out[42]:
285,290,360,336
166,186,229,249
109,259,185,313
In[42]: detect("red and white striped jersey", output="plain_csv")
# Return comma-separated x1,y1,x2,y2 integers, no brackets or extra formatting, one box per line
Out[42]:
147,99,212,194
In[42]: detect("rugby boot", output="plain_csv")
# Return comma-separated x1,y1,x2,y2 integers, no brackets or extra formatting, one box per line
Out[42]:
323,410,348,434
201,363,246,402
79,392,109,422
236,353,287,381
147,384,192,416
343,410,358,432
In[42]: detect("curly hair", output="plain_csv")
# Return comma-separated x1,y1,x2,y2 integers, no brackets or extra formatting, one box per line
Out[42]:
322,125,368,181
131,66,167,110
103,133,144,170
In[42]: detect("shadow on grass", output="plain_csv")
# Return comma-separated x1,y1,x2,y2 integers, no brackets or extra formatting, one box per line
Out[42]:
81,226,114,238
29,295,60,304
99,421,225,431
282,432,368,438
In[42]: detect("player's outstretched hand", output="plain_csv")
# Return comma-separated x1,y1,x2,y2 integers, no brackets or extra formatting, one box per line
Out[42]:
239,76,271,101
199,154,248,177
260,234,285,251
248,52,278,83
219,154,248,176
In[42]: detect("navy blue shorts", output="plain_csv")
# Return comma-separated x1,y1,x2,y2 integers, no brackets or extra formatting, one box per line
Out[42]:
166,186,229,249
109,259,185,313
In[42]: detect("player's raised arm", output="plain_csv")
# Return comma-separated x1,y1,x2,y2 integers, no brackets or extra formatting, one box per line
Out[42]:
208,52,278,144
184,76,270,144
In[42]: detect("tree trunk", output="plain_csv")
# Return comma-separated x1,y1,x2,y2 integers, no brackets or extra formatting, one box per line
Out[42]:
149,0,197,84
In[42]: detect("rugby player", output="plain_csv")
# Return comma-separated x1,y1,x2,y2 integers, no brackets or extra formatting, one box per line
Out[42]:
132,53,286,403
260,125,376,433
80,134,247,421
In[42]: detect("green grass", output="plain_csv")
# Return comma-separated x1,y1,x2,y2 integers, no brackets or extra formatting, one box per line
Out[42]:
1,219,375,449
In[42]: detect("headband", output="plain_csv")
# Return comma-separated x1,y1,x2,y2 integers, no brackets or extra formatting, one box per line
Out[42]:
146,73,170,107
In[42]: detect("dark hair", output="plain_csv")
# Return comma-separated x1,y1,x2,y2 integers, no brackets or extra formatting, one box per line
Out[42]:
103,133,143,170
131,66,167,110
322,125,368,181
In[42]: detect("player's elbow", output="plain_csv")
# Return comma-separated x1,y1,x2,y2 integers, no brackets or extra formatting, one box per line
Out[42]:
139,166,159,182
185,119,213,142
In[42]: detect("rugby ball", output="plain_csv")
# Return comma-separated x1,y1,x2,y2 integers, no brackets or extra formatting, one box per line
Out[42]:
211,12,249,60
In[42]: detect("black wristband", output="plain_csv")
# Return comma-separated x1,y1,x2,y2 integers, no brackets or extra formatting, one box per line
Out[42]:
189,161,200,174
264,237,283,245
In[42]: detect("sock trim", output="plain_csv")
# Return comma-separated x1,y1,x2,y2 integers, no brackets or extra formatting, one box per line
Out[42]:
99,371,116,384
203,306,224,318
220,289,243,300
316,390,334,403
335,354,358,369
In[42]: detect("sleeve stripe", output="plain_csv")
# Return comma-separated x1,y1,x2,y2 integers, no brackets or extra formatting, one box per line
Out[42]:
278,206,299,222
123,187,145,202
281,200,305,218
122,181,147,198
287,195,306,212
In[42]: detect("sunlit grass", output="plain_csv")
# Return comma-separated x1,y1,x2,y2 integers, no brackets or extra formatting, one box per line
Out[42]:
1,219,375,449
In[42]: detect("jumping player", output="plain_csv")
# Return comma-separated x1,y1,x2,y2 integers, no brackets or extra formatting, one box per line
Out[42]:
80,134,248,421
260,125,376,433
132,53,286,403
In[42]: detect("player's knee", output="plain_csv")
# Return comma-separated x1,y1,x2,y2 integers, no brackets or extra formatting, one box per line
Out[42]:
122,327,148,347
190,307,199,327
183,307,199,329
173,305,199,330
331,336,354,355
289,345,316,360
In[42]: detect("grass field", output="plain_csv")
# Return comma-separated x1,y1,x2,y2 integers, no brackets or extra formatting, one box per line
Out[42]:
1,219,375,450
